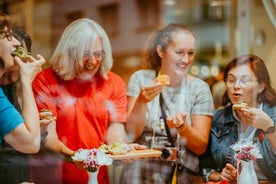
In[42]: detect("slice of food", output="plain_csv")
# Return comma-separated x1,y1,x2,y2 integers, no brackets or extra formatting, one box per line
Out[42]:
40,109,57,121
99,142,129,155
109,142,129,155
11,46,31,62
232,102,249,110
99,144,110,153
154,74,170,86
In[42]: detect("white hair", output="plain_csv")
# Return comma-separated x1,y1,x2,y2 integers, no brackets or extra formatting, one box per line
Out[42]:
50,18,113,80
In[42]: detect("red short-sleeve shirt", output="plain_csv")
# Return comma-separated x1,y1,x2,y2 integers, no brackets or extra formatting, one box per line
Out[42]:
32,68,127,184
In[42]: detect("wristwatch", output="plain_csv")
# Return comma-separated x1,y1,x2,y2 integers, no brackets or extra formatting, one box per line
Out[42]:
264,122,276,134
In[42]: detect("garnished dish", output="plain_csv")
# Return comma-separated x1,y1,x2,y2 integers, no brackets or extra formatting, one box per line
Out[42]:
232,102,249,110
11,46,31,62
99,142,129,155
99,142,162,160
154,74,170,86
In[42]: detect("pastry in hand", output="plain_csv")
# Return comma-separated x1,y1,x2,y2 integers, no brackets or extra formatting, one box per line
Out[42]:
232,102,249,110
40,109,56,121
154,74,170,86
11,46,31,62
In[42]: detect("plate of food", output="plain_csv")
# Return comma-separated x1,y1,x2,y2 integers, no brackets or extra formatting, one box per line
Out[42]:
99,142,162,160
11,46,32,62
108,149,162,160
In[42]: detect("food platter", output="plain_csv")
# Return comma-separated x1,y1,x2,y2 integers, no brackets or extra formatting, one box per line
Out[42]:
108,149,162,160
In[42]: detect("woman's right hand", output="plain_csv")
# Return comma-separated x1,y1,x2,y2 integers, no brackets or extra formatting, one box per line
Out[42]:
139,82,164,102
221,163,237,183
14,54,45,83
39,110,56,126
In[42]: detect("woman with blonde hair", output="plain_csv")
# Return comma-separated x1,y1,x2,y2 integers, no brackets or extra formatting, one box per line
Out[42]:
31,18,128,184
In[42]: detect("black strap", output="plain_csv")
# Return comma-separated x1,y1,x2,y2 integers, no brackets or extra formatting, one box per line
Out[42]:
159,93,175,147
159,87,178,183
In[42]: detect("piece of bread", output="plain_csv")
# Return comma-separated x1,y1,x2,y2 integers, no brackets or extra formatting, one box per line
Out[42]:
11,46,32,62
154,74,170,86
232,102,249,110
40,109,56,121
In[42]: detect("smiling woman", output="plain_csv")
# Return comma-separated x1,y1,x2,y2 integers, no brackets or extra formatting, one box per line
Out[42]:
123,23,214,184
30,18,129,184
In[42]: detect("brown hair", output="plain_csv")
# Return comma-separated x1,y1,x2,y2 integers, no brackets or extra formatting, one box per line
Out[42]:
222,54,276,106
0,12,13,32
0,12,13,68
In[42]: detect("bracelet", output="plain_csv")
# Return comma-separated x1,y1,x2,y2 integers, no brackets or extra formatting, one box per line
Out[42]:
176,122,187,132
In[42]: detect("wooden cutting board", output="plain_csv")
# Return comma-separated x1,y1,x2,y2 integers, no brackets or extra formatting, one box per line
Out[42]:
109,149,162,160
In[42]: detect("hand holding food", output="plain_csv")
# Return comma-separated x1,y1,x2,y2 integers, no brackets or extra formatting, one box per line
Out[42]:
39,109,56,126
14,53,45,83
11,46,32,62
140,75,167,102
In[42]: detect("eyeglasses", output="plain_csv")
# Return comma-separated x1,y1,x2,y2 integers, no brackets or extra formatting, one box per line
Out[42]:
225,75,256,88
0,31,13,41
83,51,105,61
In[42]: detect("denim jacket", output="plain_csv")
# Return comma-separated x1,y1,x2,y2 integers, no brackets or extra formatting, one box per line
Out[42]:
200,103,276,181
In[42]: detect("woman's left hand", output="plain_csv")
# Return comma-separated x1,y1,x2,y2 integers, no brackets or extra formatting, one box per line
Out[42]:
240,107,273,130
221,163,237,183
39,110,56,126
167,112,187,129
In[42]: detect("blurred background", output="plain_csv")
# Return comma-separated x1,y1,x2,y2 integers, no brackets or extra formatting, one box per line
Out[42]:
1,0,275,182
1,0,275,86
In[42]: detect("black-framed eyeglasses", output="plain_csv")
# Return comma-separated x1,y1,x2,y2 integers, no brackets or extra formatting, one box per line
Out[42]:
0,31,13,41
84,51,105,61
225,75,256,88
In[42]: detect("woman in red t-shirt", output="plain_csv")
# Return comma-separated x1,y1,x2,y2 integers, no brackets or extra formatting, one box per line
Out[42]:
31,18,128,184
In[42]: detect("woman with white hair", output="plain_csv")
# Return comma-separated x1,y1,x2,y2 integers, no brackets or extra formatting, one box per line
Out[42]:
31,18,128,184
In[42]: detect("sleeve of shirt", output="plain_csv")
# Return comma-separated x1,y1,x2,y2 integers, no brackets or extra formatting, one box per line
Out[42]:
191,79,214,116
127,70,155,98
108,72,127,123
0,88,23,139
127,71,143,98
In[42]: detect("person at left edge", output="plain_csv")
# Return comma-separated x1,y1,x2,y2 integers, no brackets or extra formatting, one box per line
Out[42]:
31,18,128,184
0,25,35,184
0,12,45,183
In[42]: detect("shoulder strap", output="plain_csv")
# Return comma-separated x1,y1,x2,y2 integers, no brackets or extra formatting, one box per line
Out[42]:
159,93,175,147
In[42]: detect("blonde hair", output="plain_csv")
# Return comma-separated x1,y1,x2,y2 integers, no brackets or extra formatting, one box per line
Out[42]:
50,18,112,80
